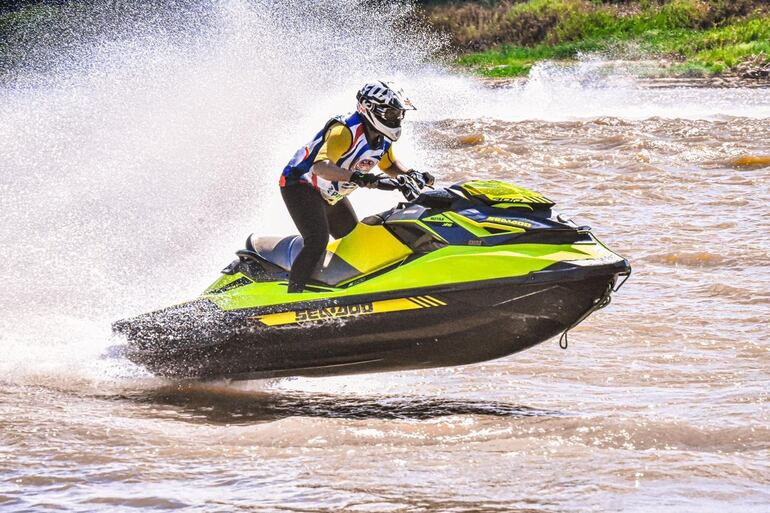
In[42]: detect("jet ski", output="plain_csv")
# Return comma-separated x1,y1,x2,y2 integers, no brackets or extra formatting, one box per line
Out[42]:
113,178,630,380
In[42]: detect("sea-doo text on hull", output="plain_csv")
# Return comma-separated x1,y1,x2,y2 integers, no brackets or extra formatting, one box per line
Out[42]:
114,179,630,380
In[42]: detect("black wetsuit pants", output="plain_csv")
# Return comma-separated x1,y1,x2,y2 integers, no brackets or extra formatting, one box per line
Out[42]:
280,183,357,292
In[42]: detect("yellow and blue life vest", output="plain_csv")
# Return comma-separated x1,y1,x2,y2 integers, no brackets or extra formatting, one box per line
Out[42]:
280,112,394,205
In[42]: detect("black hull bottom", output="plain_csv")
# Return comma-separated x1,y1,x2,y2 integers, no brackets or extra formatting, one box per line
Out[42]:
115,265,626,380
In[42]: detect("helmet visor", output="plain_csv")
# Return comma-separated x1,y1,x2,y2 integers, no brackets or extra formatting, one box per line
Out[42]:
374,105,406,128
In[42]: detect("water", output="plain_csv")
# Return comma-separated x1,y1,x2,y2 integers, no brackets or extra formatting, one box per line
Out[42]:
1,1,769,511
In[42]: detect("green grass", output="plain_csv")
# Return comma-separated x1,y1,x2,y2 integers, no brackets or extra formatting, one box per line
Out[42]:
438,0,770,78
458,17,770,77
458,39,608,77
634,16,770,74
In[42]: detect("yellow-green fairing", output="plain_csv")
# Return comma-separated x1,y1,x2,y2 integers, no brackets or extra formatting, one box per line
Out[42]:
460,180,554,206
204,273,247,292
202,239,616,312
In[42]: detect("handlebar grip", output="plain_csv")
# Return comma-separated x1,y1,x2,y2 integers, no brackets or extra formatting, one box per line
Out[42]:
375,178,399,191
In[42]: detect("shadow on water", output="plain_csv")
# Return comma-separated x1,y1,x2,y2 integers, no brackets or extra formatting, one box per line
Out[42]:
104,383,560,425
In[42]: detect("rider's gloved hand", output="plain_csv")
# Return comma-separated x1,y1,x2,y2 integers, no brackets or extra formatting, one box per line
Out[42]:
397,175,421,202
350,171,379,188
407,169,435,188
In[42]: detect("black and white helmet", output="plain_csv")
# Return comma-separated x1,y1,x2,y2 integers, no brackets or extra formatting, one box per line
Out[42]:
356,81,416,141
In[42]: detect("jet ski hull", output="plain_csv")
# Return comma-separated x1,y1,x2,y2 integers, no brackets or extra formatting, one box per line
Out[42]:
115,261,628,380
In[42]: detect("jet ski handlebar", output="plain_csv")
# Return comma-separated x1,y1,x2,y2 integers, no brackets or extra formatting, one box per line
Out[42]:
375,175,423,201
374,176,399,190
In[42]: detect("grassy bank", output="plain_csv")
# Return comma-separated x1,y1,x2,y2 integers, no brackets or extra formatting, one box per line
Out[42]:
421,0,770,78
3,1,769,81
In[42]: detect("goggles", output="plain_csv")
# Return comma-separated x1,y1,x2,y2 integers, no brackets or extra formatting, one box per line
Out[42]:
374,105,406,124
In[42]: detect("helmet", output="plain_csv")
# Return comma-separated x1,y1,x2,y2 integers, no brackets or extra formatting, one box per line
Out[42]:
356,81,416,141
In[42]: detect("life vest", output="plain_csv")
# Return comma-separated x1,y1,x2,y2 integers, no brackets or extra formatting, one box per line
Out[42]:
280,112,393,205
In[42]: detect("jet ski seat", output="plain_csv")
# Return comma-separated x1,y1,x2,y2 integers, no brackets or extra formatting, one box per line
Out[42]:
246,235,304,272
245,223,413,287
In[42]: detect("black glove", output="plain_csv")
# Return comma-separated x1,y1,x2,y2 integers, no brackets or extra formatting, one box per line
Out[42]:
349,171,379,188
407,169,435,188
397,174,421,202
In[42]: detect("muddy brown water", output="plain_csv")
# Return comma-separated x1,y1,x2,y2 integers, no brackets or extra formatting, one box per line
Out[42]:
2,106,769,512
3,2,768,509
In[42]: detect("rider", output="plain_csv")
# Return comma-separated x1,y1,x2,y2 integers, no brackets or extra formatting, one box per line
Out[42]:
279,81,434,293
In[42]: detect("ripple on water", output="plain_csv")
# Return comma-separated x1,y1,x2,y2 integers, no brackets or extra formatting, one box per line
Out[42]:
644,251,728,267
699,283,770,304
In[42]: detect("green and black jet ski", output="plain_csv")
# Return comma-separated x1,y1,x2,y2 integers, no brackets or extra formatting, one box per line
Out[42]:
113,178,630,380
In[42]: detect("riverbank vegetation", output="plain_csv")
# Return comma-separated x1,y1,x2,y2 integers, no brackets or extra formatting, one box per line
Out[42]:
2,1,769,81
420,0,770,78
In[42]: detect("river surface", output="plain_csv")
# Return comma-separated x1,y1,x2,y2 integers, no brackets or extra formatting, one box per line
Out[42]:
1,1,769,512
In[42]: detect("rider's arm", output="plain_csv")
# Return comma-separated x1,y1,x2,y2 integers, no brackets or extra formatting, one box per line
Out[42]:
312,160,357,182
380,147,435,188
310,124,357,182
378,147,409,177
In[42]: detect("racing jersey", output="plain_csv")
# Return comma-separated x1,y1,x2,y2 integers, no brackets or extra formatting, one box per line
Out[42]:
280,112,396,204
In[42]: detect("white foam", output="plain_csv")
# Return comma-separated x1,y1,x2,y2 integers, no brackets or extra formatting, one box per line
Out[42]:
0,0,441,385
411,59,770,122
